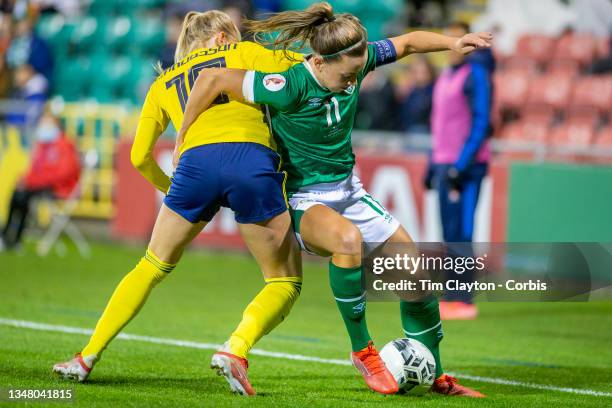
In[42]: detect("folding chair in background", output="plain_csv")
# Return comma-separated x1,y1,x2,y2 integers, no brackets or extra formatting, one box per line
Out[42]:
36,150,99,258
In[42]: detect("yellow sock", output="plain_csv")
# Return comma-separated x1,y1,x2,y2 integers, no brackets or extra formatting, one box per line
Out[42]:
228,276,302,359
81,250,174,357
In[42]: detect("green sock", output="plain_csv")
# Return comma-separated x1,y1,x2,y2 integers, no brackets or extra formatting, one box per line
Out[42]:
400,296,444,377
329,261,371,352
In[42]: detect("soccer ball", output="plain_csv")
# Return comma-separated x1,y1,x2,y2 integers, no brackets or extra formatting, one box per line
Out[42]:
379,338,436,394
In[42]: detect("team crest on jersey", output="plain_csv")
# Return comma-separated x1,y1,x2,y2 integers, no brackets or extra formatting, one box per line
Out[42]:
263,74,286,92
308,97,323,107
344,84,356,95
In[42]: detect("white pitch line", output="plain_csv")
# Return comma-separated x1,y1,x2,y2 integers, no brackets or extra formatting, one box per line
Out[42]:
2,317,611,398
0,318,351,367
445,372,612,398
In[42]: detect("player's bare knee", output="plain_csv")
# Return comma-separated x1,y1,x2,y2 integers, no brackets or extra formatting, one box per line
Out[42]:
335,224,362,256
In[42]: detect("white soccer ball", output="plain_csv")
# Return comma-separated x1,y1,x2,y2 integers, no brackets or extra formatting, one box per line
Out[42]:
379,338,436,394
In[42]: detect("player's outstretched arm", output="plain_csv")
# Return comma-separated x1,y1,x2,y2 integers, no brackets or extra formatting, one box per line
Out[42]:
174,68,247,166
389,31,492,60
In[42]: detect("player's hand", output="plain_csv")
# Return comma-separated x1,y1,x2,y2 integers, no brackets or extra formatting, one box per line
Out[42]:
445,166,464,192
453,32,493,55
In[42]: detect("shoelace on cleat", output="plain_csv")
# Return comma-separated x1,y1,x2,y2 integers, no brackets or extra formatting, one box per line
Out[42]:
358,342,387,375
437,374,457,392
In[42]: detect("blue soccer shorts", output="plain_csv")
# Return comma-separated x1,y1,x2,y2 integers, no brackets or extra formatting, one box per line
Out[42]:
164,142,287,224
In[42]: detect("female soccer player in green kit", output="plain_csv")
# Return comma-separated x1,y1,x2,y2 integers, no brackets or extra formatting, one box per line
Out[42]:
177,2,492,397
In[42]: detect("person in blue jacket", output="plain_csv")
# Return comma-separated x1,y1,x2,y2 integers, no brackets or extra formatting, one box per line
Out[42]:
424,21,493,320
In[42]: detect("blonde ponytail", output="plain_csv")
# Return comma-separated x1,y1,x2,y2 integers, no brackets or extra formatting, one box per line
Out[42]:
174,11,201,63
155,10,242,74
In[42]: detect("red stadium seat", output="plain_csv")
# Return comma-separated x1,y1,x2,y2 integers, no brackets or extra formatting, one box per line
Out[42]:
492,47,511,67
500,117,550,143
595,125,612,146
548,115,598,162
546,58,580,78
549,122,595,148
554,33,597,67
494,71,531,112
569,76,612,115
498,118,550,161
527,74,574,111
592,125,612,164
521,104,556,125
565,106,600,126
516,34,557,65
500,56,538,75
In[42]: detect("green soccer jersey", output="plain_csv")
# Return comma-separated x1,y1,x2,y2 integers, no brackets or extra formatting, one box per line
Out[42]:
242,43,383,194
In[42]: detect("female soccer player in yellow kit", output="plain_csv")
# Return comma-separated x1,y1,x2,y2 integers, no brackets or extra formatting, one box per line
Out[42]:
53,10,304,396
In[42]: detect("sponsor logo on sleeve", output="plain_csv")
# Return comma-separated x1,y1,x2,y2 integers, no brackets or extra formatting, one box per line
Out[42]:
263,74,286,92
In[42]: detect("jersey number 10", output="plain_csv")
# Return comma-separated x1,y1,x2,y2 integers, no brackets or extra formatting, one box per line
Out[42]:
165,57,229,112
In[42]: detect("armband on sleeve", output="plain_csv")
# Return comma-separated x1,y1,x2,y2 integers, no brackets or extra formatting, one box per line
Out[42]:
372,39,397,66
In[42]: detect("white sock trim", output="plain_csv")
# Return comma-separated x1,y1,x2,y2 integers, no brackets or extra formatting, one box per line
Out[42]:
334,292,366,303
403,321,442,336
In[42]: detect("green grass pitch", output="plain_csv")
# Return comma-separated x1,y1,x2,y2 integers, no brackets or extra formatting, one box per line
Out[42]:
1,243,611,407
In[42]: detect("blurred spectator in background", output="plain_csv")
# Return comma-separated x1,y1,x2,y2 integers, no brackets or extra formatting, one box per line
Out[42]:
6,14,53,82
5,63,48,126
424,21,492,320
0,3,13,97
30,0,81,17
252,0,281,15
223,3,248,36
407,0,449,27
0,56,10,98
0,110,80,251
164,0,220,18
158,12,184,70
355,68,400,131
397,55,436,135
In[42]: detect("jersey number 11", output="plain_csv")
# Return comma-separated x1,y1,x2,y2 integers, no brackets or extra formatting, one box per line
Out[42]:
324,97,341,127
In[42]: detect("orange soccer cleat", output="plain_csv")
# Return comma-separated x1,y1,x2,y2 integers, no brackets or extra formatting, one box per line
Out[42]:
432,374,485,397
211,350,256,396
351,341,399,395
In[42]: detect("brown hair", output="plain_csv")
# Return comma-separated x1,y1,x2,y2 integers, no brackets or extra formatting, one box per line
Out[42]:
245,2,367,61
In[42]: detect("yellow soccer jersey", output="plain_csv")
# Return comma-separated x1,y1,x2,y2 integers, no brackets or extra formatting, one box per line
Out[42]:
139,41,303,155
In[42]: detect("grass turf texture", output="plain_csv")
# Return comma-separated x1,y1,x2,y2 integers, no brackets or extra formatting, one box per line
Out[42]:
1,242,611,407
